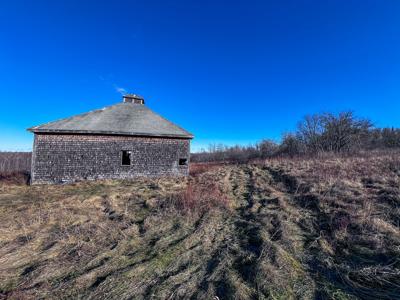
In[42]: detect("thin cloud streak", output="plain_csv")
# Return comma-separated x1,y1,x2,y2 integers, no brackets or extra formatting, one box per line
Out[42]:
113,85,127,95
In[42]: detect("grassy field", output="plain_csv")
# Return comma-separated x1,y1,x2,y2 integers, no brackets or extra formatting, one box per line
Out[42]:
0,152,400,299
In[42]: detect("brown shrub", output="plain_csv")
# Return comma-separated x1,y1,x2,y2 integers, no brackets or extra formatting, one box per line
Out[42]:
0,171,30,185
189,162,224,177
171,181,232,215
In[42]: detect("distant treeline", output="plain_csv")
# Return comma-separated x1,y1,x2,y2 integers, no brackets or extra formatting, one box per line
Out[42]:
0,152,31,174
2,111,400,171
191,111,400,163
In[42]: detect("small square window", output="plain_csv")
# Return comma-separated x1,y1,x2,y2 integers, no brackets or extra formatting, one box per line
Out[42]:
179,158,188,166
121,150,132,166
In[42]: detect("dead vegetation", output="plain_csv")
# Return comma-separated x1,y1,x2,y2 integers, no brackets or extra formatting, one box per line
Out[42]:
0,152,31,186
0,152,31,174
1,152,400,299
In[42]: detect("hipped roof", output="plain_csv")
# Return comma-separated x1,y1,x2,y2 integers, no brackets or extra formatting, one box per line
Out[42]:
28,102,193,139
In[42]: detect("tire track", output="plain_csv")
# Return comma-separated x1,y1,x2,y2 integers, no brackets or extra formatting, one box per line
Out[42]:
226,166,267,297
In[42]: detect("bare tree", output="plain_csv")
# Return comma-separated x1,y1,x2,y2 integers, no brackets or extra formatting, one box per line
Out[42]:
191,111,399,162
320,112,373,153
259,140,279,158
297,114,325,153
295,111,373,154
278,133,305,157
0,152,31,174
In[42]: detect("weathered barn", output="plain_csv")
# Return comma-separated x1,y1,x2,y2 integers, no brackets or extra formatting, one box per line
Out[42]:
28,94,193,184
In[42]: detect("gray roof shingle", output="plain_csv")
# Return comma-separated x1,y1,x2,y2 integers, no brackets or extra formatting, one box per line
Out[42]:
28,102,193,139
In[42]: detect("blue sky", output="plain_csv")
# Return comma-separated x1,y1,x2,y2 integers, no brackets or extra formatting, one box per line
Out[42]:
0,0,400,152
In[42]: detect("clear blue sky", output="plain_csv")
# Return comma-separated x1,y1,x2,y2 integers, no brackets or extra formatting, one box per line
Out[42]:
1,0,400,151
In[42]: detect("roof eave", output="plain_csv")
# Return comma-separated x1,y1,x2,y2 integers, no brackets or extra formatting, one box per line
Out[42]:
28,128,194,139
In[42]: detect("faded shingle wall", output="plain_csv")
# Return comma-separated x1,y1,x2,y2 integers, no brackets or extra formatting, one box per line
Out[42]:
31,134,190,184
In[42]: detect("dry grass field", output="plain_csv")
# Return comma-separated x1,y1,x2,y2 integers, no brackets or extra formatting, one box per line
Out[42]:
0,152,400,299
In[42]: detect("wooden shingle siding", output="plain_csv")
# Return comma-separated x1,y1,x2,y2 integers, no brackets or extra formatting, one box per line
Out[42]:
31,134,190,184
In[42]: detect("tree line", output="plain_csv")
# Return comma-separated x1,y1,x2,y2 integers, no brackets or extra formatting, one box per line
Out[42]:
0,152,31,174
191,111,400,163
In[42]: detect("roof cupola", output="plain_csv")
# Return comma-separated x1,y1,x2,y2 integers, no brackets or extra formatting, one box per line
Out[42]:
123,94,145,104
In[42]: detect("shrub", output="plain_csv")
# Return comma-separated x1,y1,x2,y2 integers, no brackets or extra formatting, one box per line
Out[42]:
171,181,231,215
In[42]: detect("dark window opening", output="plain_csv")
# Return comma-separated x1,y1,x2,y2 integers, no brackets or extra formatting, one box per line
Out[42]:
179,158,188,166
122,150,132,166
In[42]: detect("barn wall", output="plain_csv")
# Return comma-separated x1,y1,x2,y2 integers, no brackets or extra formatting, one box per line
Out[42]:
31,134,190,184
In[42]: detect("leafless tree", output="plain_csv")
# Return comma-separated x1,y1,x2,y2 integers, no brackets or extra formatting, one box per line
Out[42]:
192,111,399,162
0,152,31,174
297,114,325,153
278,133,306,157
320,111,373,153
259,140,279,158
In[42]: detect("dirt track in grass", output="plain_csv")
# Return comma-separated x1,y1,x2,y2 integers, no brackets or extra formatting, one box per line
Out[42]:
1,153,400,299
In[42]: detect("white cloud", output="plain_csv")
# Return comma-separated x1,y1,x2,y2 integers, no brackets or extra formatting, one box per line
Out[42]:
114,85,127,95
98,75,128,95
